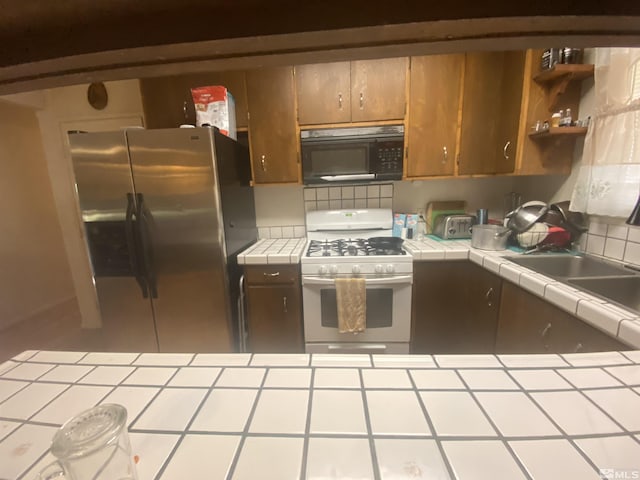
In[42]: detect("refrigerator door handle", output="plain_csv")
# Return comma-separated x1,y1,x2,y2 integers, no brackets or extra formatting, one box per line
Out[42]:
126,193,149,298
135,193,158,299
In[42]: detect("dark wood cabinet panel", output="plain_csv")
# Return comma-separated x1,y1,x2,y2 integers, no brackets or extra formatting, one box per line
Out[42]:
244,265,303,353
458,51,525,175
140,70,248,129
246,66,300,184
296,62,351,125
411,261,502,354
350,58,408,122
296,58,407,125
406,54,463,177
496,281,628,354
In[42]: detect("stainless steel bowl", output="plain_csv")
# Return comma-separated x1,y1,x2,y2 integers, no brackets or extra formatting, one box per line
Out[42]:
506,201,549,233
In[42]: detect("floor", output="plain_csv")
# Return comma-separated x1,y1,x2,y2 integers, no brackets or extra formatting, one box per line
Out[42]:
0,298,108,363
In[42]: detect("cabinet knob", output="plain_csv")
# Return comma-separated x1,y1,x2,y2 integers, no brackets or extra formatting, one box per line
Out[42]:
263,271,280,278
442,146,448,164
359,92,364,109
574,342,584,353
183,101,188,121
503,141,511,160
338,93,343,109
541,323,552,338
283,296,288,313
261,154,266,172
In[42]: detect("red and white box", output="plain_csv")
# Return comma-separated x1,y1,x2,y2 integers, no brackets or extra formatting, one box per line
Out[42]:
190,86,237,139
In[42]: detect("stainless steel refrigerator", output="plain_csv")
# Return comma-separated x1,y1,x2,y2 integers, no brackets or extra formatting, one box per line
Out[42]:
69,127,257,353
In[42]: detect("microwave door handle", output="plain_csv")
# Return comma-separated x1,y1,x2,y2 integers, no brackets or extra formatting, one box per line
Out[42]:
319,174,376,182
302,275,412,286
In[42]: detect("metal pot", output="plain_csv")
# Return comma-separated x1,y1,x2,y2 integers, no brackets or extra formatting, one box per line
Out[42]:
471,225,511,251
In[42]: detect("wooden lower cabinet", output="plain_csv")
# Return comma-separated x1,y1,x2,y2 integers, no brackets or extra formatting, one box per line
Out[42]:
496,281,628,353
411,261,503,354
244,265,303,353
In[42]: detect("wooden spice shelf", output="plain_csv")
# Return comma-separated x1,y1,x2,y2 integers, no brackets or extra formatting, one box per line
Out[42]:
528,126,588,140
533,64,594,84
533,64,594,112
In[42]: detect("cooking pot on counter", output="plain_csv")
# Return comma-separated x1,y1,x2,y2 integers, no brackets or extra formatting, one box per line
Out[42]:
471,225,511,251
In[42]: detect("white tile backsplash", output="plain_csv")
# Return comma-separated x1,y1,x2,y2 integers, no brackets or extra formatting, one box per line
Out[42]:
580,218,640,267
586,234,606,255
604,237,626,260
302,183,393,216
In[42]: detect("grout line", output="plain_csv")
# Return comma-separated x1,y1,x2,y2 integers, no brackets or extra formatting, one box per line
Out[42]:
299,367,315,479
409,370,457,480
358,367,381,480
502,368,611,476
453,370,534,480
152,366,226,480
224,364,269,480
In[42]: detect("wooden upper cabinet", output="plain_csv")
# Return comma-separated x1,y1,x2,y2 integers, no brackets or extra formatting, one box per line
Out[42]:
458,51,525,175
351,58,408,122
296,62,351,125
140,70,248,129
406,55,463,178
246,66,300,184
295,57,407,125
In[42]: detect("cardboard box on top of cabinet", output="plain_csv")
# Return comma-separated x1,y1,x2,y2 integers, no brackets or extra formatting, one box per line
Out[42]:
190,86,237,139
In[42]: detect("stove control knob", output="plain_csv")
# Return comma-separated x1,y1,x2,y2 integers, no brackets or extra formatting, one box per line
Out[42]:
352,265,361,274
318,265,328,275
374,264,384,274
385,264,395,273
329,265,339,275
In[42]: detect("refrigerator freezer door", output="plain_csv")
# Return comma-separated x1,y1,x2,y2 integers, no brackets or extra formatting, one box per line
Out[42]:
69,131,159,352
127,128,233,352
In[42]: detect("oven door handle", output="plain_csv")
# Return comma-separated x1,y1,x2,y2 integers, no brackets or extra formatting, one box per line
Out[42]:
328,344,388,354
302,275,412,286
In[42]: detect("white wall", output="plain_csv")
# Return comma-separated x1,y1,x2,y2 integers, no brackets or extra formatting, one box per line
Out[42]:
253,176,519,237
393,177,517,220
0,101,74,329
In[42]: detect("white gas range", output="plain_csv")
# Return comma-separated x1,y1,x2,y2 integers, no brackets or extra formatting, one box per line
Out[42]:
301,209,413,354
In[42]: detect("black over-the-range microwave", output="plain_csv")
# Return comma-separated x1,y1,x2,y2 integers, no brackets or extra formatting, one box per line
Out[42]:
300,125,404,184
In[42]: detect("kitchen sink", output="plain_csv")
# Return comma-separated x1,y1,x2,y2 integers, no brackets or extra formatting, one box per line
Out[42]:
568,276,640,312
507,254,634,280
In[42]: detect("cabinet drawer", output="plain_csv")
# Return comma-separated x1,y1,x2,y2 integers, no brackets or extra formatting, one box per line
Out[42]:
244,265,299,285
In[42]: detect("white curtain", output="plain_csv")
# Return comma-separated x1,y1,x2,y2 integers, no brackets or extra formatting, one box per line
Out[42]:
570,48,640,217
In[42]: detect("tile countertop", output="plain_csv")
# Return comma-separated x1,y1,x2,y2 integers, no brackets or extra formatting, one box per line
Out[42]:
237,238,307,265
402,238,640,349
237,237,640,348
2,351,640,480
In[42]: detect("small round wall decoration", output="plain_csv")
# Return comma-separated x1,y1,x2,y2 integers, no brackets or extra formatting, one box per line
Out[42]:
87,82,108,110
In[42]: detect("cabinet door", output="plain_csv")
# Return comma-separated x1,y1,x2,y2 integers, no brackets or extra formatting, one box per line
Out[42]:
140,71,249,129
411,261,502,354
350,58,408,122
496,281,555,353
406,55,463,177
296,62,351,125
458,51,524,175
246,285,303,353
246,67,300,184
496,281,628,353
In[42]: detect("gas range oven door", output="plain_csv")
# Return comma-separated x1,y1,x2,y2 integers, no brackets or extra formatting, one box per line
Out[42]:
302,275,412,346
